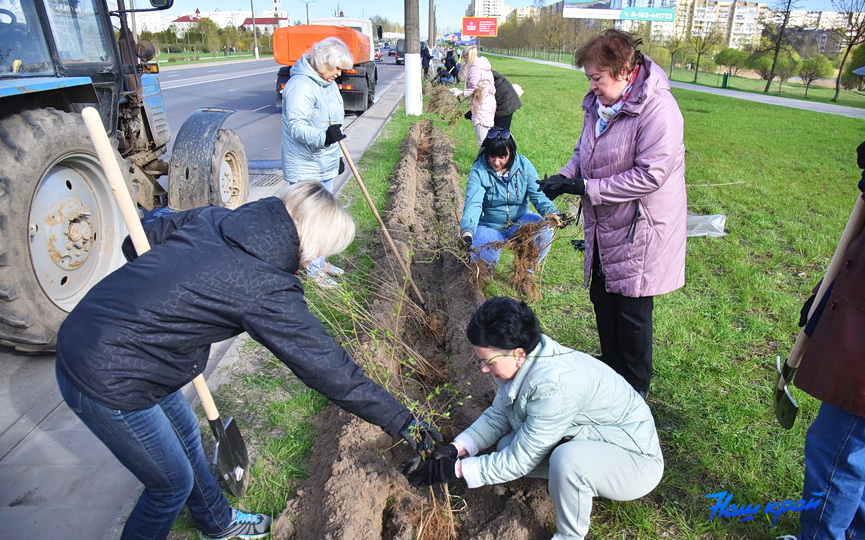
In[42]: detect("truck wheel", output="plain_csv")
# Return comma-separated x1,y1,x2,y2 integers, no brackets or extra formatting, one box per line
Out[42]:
211,129,248,209
0,109,129,352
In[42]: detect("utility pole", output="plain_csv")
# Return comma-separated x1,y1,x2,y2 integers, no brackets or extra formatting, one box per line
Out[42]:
301,0,314,24
405,0,421,115
249,0,260,59
428,0,434,49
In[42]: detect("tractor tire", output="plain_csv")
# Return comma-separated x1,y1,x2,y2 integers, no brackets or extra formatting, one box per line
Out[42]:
211,129,248,209
0,109,129,352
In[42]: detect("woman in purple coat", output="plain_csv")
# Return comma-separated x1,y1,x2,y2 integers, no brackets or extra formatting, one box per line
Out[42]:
539,29,686,398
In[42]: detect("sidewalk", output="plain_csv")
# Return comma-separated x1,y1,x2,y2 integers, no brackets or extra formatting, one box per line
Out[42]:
487,52,865,120
0,73,406,540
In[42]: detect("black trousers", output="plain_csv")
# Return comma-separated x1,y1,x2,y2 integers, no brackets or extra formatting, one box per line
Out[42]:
494,114,513,130
589,249,654,394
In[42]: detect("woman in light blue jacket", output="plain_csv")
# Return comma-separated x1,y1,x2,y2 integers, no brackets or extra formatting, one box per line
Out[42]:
404,297,664,540
460,129,558,270
281,37,353,287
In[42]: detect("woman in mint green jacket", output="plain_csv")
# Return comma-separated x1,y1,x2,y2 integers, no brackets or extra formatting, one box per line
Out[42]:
404,297,664,540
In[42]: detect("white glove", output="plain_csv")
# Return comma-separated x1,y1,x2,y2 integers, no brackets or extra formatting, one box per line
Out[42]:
449,87,462,97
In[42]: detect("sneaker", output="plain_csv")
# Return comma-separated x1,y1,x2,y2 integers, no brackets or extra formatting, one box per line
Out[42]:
322,262,344,276
200,509,271,540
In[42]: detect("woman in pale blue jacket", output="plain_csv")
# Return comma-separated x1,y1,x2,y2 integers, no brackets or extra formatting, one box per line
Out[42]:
281,37,353,287
460,129,558,270
404,297,664,540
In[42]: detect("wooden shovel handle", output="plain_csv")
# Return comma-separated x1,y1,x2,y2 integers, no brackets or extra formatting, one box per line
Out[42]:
81,107,216,419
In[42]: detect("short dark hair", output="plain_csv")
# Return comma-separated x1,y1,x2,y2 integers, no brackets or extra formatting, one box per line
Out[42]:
477,132,517,170
466,297,542,352
574,29,644,80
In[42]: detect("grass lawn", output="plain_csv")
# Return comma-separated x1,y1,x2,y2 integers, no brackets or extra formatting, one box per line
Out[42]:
190,54,863,538
335,55,862,537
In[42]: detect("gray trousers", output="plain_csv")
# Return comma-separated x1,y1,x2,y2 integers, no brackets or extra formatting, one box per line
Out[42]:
497,433,664,539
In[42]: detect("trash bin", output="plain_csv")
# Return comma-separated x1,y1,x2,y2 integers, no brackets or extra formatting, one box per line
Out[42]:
722,72,729,88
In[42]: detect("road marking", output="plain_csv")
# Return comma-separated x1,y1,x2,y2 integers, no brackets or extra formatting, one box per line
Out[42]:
161,69,276,90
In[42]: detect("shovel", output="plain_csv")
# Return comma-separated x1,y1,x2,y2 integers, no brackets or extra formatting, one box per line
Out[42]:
773,192,865,429
81,107,250,497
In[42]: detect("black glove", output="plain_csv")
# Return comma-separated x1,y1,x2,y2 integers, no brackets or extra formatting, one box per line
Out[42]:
399,418,443,452
858,141,865,192
324,124,346,146
538,174,585,201
464,110,472,121
432,443,459,460
338,158,345,175
402,456,457,487
462,234,473,249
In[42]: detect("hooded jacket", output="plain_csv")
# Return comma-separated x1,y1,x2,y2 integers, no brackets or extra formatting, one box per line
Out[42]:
560,55,686,298
462,56,496,128
55,198,411,437
461,153,558,235
281,55,345,183
455,335,662,488
491,70,521,118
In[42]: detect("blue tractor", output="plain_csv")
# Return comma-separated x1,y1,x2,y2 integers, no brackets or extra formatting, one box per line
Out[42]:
0,0,249,352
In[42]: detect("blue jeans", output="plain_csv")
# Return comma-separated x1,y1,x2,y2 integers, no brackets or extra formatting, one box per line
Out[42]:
307,178,334,275
471,213,553,268
56,366,232,540
800,402,865,540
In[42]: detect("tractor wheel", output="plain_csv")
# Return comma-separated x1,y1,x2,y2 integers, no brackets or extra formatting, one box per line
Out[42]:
0,109,129,352
211,129,248,209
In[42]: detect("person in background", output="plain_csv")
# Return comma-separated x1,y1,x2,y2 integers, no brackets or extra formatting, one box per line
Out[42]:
460,129,558,271
55,182,441,540
538,29,686,398
491,70,521,130
281,37,352,288
436,66,455,85
444,49,461,83
454,45,496,146
786,140,865,540
403,297,664,540
421,43,433,78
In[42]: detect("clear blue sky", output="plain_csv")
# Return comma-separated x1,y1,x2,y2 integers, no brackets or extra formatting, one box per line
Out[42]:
163,0,836,36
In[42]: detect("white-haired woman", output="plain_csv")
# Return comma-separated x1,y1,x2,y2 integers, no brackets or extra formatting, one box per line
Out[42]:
55,183,441,540
281,36,355,287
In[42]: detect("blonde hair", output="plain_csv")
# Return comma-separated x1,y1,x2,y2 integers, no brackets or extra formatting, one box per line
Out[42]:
309,37,354,74
463,46,478,68
277,182,356,265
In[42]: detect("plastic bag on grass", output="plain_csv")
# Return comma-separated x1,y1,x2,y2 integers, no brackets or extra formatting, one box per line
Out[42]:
687,212,727,238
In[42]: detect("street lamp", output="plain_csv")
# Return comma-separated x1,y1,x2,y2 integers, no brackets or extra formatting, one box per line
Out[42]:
302,0,315,24
249,0,259,59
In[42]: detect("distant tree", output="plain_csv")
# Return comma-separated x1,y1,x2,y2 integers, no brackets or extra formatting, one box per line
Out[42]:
748,51,775,79
661,30,687,78
762,0,801,93
774,49,801,93
293,19,302,26
714,47,748,76
798,55,834,97
830,0,865,101
688,28,725,83
840,43,865,90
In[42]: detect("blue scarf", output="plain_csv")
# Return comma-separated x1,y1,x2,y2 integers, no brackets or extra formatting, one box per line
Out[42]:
595,65,640,136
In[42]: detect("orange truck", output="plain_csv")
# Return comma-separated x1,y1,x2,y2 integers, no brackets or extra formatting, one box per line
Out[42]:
274,17,382,113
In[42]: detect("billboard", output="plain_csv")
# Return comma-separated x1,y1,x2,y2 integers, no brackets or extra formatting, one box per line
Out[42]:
462,17,498,37
562,0,677,22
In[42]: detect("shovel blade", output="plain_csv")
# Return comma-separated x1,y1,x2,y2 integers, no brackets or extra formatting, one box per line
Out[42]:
773,356,800,430
211,416,250,498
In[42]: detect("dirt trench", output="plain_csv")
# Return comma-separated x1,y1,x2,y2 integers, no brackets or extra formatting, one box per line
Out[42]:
273,120,555,540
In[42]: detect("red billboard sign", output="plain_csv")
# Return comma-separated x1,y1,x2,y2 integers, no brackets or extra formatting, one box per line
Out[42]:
462,17,498,37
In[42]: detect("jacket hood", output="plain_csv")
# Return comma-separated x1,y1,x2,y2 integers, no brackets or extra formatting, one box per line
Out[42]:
581,55,668,114
219,197,301,274
473,56,492,72
292,54,331,88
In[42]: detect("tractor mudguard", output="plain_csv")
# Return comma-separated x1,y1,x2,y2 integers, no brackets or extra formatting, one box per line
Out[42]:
168,107,237,210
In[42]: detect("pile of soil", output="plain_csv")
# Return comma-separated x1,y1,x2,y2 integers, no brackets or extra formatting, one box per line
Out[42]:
273,120,555,539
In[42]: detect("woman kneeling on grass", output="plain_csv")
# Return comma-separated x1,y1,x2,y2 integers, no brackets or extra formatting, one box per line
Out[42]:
55,182,440,540
460,129,559,271
403,297,664,540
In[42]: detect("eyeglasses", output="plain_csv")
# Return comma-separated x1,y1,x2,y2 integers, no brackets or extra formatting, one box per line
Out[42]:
486,128,511,140
476,352,508,368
